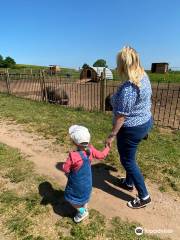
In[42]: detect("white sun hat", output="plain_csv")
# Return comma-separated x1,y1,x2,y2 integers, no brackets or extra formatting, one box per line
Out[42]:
69,125,90,145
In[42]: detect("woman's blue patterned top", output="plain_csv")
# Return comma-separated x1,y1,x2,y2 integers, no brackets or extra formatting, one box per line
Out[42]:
111,74,152,127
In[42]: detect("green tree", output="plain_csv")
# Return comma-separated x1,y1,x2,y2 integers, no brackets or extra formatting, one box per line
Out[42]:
82,63,89,68
93,59,107,68
0,55,3,67
3,56,16,68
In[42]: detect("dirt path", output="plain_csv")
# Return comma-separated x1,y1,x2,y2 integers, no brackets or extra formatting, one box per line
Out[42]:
0,121,179,240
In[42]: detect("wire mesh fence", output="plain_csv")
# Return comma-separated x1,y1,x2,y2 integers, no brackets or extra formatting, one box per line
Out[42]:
0,72,179,130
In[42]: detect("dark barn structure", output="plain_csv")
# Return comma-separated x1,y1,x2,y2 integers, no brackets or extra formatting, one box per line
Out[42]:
151,63,169,73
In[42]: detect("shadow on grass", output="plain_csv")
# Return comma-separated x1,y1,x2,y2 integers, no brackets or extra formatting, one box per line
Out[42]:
56,162,133,201
38,181,76,217
92,163,133,202
39,163,133,218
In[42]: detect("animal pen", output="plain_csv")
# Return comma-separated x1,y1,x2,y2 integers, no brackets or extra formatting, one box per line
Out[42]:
0,70,179,130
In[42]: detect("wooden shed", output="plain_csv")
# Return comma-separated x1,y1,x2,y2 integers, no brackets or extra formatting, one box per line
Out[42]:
0,69,5,75
151,63,169,73
49,65,61,75
80,66,113,82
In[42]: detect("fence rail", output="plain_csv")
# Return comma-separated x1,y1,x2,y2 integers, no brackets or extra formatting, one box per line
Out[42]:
0,72,179,130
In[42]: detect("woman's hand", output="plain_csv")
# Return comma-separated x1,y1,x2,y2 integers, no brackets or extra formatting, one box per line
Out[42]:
106,115,125,148
105,135,115,148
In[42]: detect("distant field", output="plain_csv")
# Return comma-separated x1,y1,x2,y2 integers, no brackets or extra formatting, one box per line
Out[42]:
147,71,180,83
1,65,180,82
1,64,80,79
15,64,48,69
112,70,180,83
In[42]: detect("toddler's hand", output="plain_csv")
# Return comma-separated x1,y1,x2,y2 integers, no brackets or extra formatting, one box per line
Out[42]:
105,136,114,148
65,172,69,177
56,162,64,171
105,142,111,148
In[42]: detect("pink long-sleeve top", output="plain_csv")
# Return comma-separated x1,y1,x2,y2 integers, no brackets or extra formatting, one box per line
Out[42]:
62,144,110,173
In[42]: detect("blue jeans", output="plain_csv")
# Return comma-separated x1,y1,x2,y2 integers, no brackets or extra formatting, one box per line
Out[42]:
117,117,153,199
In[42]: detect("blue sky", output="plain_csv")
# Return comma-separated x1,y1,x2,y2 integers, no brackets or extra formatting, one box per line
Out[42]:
0,0,180,69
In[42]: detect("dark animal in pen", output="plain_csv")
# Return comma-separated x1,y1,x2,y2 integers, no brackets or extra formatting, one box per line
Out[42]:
105,94,113,111
42,86,69,105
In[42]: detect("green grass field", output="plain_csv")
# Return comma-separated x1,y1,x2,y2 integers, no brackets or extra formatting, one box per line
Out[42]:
112,70,180,83
15,64,48,69
147,71,180,83
1,64,180,82
13,64,79,76
0,94,179,193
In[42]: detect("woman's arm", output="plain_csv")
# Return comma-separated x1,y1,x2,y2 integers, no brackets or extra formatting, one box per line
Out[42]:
107,82,137,147
105,115,125,147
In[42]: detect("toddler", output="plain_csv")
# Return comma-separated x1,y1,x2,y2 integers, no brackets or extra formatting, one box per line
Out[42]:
61,125,110,223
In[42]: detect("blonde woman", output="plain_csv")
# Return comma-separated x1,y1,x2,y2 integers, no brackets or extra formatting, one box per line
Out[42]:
106,46,153,209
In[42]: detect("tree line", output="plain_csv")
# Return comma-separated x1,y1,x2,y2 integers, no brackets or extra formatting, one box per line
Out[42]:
0,54,16,68
82,59,108,69
0,55,107,69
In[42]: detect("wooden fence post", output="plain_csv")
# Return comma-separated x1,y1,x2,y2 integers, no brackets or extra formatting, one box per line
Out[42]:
100,68,106,112
103,67,107,112
100,72,103,111
40,69,46,101
5,69,11,94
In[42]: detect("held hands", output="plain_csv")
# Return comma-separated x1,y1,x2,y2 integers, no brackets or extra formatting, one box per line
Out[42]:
105,133,116,148
65,172,69,178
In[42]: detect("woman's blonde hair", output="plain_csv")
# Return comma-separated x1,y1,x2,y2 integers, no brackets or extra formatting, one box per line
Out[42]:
117,46,145,87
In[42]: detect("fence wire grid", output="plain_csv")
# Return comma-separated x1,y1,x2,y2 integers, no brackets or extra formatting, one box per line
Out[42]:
0,73,179,130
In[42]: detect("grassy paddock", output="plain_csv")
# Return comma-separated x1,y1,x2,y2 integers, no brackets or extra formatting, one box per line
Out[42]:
112,70,180,83
147,71,180,83
3,64,80,77
0,143,163,240
2,65,180,82
0,93,179,193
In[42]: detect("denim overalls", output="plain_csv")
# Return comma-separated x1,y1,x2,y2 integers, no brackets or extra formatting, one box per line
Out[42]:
64,151,92,206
